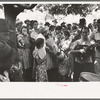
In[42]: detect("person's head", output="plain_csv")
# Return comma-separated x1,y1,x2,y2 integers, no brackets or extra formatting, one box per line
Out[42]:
88,23,93,31
52,19,58,26
21,26,29,36
81,27,89,40
49,25,55,32
40,28,47,36
0,40,17,73
32,20,38,30
0,19,10,42
55,26,63,39
61,22,66,27
55,26,62,34
44,22,50,31
67,24,72,31
64,30,70,40
72,25,78,31
35,38,44,49
24,19,30,26
79,18,86,28
16,20,23,31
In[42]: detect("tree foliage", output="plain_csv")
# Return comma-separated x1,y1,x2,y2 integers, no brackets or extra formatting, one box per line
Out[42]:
36,4,98,17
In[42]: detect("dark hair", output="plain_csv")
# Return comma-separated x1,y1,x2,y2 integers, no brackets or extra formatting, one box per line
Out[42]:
72,25,78,30
30,20,38,28
55,26,62,31
94,19,97,22
49,25,55,31
67,24,71,27
20,26,29,35
61,22,66,27
35,38,44,49
33,20,38,25
79,18,86,27
97,19,100,24
64,30,70,37
88,23,93,29
45,22,50,27
67,24,72,30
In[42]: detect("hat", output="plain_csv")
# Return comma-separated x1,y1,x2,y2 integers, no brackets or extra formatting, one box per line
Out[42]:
0,41,17,61
0,19,9,32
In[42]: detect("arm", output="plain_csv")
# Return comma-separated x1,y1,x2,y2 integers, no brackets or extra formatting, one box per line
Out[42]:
88,31,95,41
70,49,81,54
69,40,81,54
36,56,47,65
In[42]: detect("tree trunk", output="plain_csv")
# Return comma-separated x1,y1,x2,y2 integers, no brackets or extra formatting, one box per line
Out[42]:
3,4,37,48
4,5,18,48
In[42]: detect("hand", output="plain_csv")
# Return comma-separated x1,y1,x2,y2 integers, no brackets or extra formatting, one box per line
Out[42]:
80,49,85,53
0,71,10,82
71,72,74,80
90,41,95,45
68,51,71,55
68,69,72,77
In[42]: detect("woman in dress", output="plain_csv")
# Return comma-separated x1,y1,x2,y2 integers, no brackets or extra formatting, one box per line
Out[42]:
17,26,32,81
33,38,48,82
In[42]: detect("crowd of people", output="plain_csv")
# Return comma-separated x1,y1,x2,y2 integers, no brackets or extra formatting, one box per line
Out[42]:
0,17,100,82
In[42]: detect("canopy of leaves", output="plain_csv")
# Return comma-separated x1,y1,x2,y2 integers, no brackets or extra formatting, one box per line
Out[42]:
36,4,98,17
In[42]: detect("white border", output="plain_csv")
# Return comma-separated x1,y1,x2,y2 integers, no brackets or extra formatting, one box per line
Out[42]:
0,1,100,4
0,1,100,98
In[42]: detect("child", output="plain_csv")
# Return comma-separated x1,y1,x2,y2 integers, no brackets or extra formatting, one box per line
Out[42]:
33,38,48,82
17,26,31,81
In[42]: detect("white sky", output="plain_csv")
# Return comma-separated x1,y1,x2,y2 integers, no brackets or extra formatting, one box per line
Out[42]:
1,4,100,26
17,9,100,26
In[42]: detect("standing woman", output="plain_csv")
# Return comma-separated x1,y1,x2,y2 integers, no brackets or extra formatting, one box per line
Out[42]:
17,26,31,81
33,38,48,82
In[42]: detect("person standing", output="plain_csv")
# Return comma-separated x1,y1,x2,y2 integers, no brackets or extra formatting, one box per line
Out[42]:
33,38,48,82
17,26,31,81
89,19,100,75
70,27,94,81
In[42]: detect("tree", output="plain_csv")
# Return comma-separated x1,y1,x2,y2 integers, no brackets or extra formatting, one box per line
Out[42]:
36,4,97,17
3,4,37,47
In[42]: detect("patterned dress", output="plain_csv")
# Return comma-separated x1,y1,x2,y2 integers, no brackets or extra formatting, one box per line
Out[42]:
17,34,31,70
33,48,48,82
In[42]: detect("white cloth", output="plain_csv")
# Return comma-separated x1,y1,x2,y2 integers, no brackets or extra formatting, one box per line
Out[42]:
33,33,47,59
33,47,46,60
